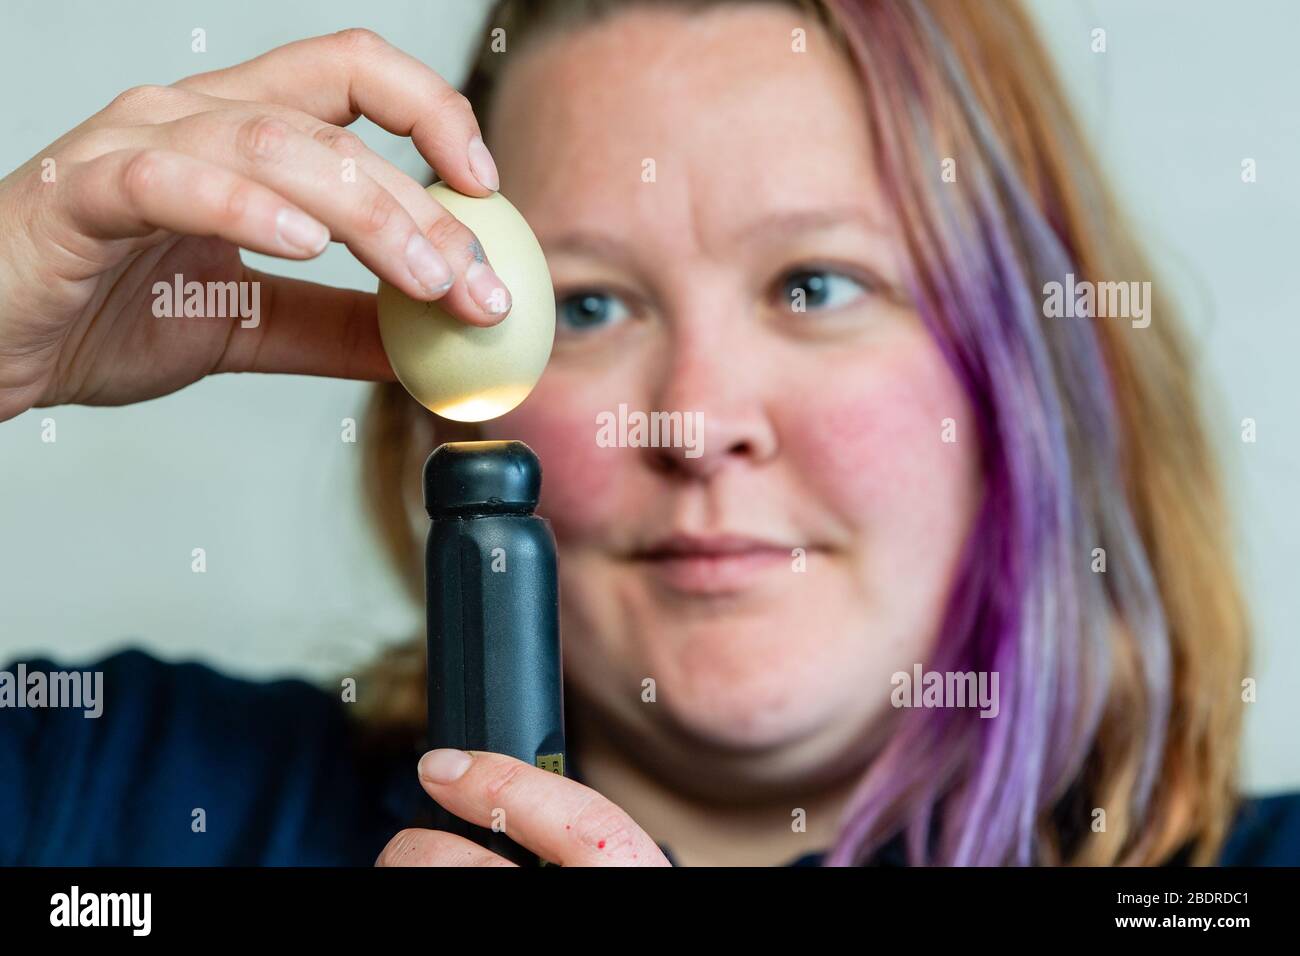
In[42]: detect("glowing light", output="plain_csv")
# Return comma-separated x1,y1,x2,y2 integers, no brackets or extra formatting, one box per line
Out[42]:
431,384,534,422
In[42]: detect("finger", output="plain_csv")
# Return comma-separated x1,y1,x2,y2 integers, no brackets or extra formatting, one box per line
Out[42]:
213,269,393,382
62,151,397,383
417,749,671,868
152,111,461,306
270,111,514,326
375,828,517,868
159,110,511,324
175,29,497,198
61,147,330,264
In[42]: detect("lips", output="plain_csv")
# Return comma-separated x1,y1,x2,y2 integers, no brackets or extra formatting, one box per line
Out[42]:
632,533,796,595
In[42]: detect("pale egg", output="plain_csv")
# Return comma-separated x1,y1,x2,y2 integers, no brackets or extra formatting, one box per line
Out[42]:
377,182,554,422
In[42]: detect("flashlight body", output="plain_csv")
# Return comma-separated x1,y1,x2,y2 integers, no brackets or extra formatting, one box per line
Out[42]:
424,441,565,865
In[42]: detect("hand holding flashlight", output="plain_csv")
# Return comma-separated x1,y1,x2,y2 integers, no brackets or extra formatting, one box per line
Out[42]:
376,749,671,867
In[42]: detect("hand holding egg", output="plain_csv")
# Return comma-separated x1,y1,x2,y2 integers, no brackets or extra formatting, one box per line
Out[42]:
378,183,555,421
0,30,522,422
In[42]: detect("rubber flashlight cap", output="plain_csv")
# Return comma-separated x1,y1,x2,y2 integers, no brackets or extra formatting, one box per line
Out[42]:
423,440,541,517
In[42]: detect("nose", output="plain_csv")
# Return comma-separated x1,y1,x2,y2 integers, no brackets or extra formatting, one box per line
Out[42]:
642,336,779,480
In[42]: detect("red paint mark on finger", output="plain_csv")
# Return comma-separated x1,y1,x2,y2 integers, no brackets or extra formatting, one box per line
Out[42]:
597,839,606,849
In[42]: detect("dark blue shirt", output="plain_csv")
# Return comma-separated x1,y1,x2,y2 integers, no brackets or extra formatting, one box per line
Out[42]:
2,648,1297,866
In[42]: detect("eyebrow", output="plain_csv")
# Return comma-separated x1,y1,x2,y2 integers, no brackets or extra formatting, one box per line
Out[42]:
728,205,889,244
540,205,888,265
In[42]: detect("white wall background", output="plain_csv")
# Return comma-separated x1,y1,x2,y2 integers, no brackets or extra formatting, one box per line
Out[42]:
0,1,1296,792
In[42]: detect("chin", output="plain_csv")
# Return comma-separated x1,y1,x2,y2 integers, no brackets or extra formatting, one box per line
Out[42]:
668,701,829,751
647,633,849,751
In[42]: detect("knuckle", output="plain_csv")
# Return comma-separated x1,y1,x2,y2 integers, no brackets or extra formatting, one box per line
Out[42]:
423,210,469,250
481,760,531,806
120,149,166,200
313,125,365,157
234,114,291,165
105,83,169,117
217,180,255,224
332,27,387,57
569,799,639,854
434,87,472,115
355,188,399,237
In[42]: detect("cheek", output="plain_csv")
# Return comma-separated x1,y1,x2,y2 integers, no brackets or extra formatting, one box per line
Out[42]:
481,375,631,538
788,332,980,555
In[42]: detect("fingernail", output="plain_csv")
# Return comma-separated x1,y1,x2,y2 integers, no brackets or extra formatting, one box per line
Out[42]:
466,260,512,316
467,135,500,192
419,748,473,783
406,233,454,297
275,208,329,255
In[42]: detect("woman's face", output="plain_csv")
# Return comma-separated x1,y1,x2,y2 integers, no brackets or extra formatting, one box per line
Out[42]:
480,3,981,791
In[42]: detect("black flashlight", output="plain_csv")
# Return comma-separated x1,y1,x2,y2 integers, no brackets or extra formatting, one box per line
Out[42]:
423,440,566,865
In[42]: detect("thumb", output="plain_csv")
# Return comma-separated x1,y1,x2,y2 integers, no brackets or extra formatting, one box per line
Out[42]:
215,267,396,383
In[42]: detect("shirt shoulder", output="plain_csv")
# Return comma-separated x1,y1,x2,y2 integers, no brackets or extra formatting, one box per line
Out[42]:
0,647,421,865
1216,792,1300,866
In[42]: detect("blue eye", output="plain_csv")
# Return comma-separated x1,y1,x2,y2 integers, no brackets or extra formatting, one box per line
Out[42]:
556,290,631,332
779,268,869,313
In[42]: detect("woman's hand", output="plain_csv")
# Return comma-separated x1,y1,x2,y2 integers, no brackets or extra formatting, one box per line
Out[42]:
0,28,513,423
376,749,673,867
